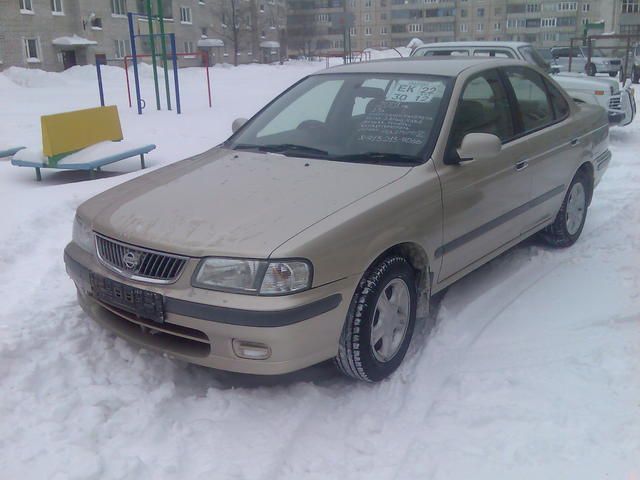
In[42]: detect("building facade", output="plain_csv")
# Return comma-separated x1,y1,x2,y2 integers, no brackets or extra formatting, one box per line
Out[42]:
0,0,287,71
287,0,640,56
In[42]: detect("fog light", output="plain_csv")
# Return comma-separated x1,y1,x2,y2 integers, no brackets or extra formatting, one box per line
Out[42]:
232,340,271,360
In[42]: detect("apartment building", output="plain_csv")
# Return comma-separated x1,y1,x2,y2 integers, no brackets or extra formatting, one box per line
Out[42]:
0,0,287,71
287,0,640,56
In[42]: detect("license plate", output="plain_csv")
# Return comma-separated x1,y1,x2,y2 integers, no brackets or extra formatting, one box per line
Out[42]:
90,273,165,323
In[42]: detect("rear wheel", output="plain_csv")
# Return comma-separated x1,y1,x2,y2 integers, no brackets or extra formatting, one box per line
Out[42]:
633,67,640,84
335,256,418,382
586,63,597,76
540,171,589,248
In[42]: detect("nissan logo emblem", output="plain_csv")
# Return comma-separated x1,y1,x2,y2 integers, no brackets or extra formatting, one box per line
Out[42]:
122,251,139,270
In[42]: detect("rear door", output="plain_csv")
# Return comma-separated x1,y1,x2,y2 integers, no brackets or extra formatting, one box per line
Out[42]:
501,66,582,232
436,69,533,281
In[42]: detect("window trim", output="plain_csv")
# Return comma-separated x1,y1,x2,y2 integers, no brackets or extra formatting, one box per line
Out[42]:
51,0,64,15
180,6,192,24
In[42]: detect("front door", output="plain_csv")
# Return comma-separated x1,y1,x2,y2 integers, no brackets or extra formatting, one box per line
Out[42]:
435,69,533,281
62,50,77,70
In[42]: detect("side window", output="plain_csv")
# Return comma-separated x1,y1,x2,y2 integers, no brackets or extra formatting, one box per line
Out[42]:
504,67,554,133
417,49,469,57
472,49,515,58
545,79,570,120
450,69,514,148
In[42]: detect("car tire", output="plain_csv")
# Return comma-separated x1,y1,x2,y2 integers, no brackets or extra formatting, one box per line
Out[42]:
586,63,597,76
633,67,640,84
540,171,589,248
335,255,418,382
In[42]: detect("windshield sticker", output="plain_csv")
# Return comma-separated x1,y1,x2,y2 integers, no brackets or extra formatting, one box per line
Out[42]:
385,80,445,103
356,101,433,145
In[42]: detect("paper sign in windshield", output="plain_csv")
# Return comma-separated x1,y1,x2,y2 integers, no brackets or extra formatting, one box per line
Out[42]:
385,80,444,103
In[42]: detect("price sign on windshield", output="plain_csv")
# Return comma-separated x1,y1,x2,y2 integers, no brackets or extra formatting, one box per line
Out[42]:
385,80,444,103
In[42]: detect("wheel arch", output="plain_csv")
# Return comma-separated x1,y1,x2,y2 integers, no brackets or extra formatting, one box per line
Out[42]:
576,161,595,205
368,242,432,295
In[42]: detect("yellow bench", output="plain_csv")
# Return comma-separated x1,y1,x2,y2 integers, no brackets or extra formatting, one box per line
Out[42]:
12,105,156,181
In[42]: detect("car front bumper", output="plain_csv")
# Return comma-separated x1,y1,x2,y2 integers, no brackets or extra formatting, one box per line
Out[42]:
608,88,635,127
64,243,356,375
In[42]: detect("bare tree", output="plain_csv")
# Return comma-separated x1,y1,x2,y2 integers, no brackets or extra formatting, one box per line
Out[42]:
213,0,254,66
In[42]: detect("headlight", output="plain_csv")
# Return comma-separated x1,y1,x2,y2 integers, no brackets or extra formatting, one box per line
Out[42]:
72,215,94,254
193,258,312,295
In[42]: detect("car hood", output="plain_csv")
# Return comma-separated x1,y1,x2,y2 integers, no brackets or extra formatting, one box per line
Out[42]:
79,148,411,258
554,72,619,93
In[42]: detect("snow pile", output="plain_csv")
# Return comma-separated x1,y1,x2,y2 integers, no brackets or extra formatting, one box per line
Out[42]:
0,61,639,480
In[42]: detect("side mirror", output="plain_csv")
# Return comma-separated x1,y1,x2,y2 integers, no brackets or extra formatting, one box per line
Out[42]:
456,133,502,162
232,117,248,133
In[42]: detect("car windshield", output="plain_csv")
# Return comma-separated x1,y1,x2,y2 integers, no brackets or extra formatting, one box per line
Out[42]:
519,46,550,71
536,48,553,61
227,73,451,164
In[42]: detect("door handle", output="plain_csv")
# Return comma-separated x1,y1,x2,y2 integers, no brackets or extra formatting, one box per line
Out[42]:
570,138,581,147
515,160,529,171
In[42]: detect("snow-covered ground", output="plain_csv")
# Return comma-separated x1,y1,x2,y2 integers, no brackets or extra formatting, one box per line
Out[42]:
1,59,639,480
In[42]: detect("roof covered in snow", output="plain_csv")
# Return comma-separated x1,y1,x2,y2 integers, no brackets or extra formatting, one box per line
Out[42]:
52,35,97,47
197,38,224,47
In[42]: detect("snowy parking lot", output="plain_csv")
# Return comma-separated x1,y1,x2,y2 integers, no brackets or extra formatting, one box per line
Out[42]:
1,60,639,479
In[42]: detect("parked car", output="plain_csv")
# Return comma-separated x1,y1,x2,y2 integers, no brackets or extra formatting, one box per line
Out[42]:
536,47,563,73
551,46,621,77
411,41,635,127
65,57,610,382
630,45,640,83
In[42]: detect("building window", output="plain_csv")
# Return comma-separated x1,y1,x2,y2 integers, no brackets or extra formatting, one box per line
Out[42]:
622,0,640,13
51,0,63,14
494,22,501,30
541,17,557,27
582,3,590,12
476,7,484,16
476,23,483,32
558,2,577,11
461,9,467,17
460,23,468,32
364,26,372,35
19,0,33,13
91,16,103,28
526,3,539,13
364,0,372,6
24,38,40,62
184,41,195,53
114,39,131,59
380,25,388,34
363,12,370,22
350,27,356,35
180,6,192,23
408,23,422,32
317,13,329,22
111,0,127,15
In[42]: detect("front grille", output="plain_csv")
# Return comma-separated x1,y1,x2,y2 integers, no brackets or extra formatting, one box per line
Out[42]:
609,95,622,110
610,60,621,65
95,234,187,283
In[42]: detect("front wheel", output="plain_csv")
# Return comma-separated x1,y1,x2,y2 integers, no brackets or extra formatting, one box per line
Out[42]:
633,67,640,84
586,63,597,76
540,171,589,248
335,256,418,382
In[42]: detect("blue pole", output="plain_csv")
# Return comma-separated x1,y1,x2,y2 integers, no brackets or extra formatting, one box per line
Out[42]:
170,33,181,115
128,12,143,115
96,61,105,106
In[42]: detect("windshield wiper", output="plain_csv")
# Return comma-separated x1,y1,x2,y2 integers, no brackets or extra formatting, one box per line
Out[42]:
333,152,421,164
233,143,329,157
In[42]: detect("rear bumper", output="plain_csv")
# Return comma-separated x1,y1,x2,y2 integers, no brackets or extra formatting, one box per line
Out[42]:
65,243,356,375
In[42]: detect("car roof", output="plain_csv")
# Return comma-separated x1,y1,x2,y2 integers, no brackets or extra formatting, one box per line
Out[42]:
315,56,525,77
414,41,531,49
